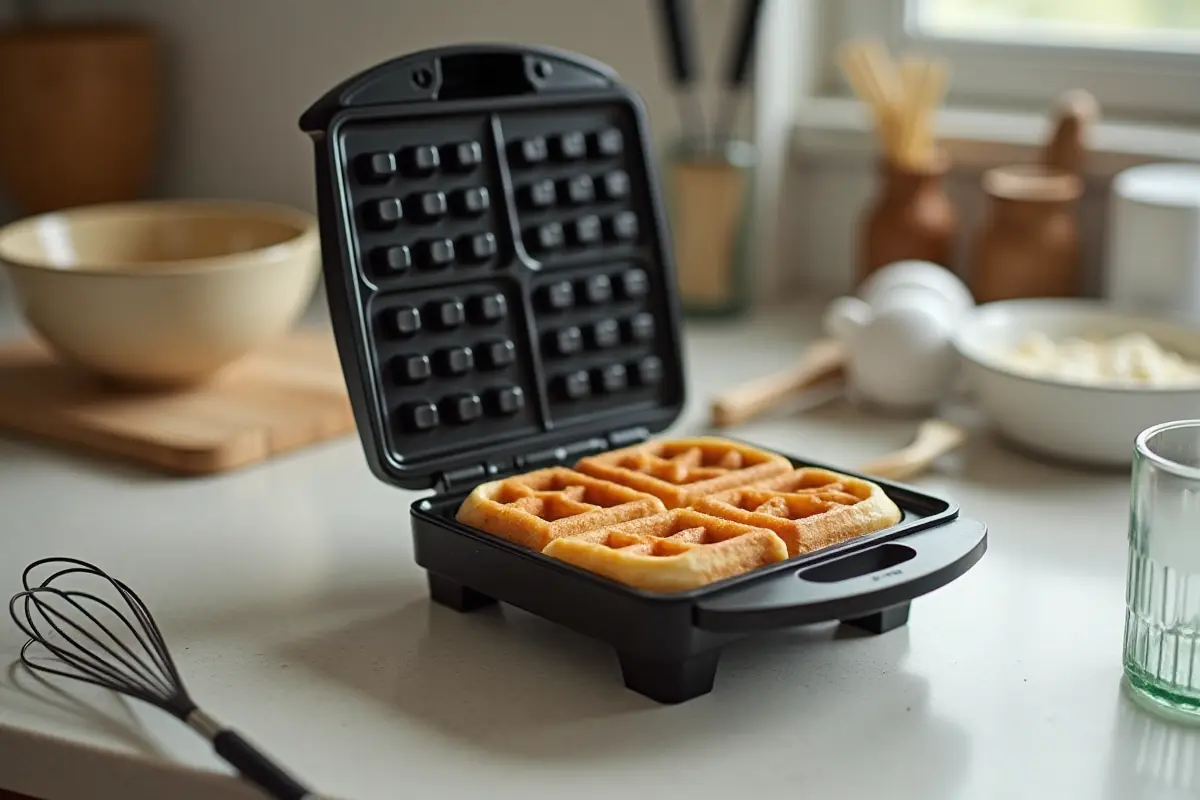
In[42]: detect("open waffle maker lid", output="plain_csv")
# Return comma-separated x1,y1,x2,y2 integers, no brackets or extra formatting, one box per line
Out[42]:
300,44,687,492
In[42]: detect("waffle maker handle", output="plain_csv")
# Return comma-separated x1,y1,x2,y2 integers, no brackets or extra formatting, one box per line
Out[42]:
694,517,987,632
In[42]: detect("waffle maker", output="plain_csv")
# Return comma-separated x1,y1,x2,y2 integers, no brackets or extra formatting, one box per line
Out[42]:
299,44,988,704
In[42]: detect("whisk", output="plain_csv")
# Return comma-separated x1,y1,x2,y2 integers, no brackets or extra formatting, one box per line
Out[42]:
9,557,326,800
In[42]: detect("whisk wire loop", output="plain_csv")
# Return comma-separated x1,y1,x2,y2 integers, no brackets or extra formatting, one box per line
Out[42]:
10,558,195,717
14,589,179,704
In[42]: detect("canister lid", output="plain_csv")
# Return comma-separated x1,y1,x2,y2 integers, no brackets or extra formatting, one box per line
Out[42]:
1113,162,1200,209
983,164,1083,203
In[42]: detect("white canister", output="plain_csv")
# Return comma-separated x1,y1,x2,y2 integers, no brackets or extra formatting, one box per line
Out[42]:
1107,162,1200,318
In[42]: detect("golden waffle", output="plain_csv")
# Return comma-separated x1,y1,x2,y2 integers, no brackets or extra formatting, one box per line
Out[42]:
455,467,667,551
693,467,902,556
573,437,791,509
542,508,788,593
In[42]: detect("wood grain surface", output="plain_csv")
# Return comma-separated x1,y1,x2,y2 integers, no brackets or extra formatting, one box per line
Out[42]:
0,329,356,475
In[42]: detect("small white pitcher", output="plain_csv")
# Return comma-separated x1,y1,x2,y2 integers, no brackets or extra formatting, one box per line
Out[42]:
824,260,975,413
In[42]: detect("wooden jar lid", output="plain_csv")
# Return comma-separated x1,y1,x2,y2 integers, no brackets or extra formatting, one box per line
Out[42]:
983,164,1083,203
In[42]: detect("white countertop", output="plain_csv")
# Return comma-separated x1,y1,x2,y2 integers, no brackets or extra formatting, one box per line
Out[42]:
0,287,1196,800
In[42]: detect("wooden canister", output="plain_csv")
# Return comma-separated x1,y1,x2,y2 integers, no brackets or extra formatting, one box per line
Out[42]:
858,152,957,286
0,22,162,214
970,165,1083,303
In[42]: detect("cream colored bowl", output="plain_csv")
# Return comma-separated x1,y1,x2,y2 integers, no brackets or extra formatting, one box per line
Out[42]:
0,199,321,388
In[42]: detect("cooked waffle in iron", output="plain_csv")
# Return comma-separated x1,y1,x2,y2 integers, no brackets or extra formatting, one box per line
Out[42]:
541,508,788,593
455,467,666,550
573,437,791,509
455,437,901,592
693,467,903,557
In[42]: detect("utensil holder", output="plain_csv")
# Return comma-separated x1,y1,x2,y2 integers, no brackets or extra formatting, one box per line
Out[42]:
857,154,957,286
664,138,757,317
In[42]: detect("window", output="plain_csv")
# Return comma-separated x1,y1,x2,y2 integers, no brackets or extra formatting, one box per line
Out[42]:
916,0,1200,50
834,0,1200,119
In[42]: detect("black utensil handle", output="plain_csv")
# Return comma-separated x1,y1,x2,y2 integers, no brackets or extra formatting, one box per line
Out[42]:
695,517,987,632
724,0,766,87
213,730,313,800
655,0,700,85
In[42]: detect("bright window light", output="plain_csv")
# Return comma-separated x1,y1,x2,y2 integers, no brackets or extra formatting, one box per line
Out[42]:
911,0,1200,51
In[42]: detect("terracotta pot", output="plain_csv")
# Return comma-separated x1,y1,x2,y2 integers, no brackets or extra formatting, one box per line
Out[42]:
857,153,957,286
970,164,1083,304
0,22,161,214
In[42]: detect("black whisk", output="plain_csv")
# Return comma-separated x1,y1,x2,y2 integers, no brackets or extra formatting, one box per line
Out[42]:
9,557,326,800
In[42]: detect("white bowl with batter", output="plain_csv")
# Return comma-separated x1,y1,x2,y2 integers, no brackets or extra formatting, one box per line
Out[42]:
953,298,1200,467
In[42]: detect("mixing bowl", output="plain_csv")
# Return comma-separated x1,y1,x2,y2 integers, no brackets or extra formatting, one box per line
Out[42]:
953,298,1200,467
0,199,320,388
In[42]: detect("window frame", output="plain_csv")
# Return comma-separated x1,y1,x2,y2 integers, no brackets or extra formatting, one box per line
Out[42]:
834,0,1200,121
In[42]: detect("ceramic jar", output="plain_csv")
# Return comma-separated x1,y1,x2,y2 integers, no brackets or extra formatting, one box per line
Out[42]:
970,164,1083,304
857,154,957,286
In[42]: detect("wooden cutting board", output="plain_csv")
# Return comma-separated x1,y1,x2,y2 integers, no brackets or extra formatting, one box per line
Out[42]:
0,329,357,475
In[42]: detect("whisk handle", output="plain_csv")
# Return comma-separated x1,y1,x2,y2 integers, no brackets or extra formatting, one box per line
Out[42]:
214,730,312,800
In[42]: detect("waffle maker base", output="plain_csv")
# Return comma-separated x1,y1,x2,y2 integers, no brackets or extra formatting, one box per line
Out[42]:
300,44,988,705
410,451,986,705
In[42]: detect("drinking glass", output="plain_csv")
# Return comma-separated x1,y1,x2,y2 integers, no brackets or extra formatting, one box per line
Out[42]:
1124,419,1200,720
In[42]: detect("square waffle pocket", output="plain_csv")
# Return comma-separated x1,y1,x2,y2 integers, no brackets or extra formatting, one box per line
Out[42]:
573,436,791,509
693,467,903,557
541,508,788,593
455,467,666,550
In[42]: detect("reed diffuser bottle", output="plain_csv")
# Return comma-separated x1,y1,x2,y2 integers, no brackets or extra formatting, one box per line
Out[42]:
838,40,956,285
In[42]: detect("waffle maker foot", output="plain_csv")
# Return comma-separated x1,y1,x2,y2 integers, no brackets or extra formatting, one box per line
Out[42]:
842,602,911,635
426,571,915,704
617,650,721,704
428,573,497,613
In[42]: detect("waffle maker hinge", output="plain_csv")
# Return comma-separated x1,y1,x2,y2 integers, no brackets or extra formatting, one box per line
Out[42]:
432,426,651,494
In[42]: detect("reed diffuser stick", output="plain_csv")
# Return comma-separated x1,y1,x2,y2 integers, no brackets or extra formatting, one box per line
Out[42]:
837,38,951,170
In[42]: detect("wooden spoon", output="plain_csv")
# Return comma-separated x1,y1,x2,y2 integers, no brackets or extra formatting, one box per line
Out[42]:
857,418,967,481
709,339,846,428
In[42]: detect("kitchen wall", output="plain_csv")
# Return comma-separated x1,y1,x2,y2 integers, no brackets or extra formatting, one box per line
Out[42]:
21,0,1116,304
38,0,752,219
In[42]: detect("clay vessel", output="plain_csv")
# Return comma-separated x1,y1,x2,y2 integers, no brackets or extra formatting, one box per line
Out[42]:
858,153,957,286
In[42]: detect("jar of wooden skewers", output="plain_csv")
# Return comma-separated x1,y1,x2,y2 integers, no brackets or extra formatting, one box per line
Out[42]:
838,41,956,286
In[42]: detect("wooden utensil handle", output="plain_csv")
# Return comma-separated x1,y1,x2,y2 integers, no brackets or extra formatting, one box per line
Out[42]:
709,340,846,427
1041,89,1099,176
858,418,967,481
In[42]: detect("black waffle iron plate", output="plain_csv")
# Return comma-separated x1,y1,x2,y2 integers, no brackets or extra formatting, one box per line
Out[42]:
299,44,987,704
